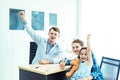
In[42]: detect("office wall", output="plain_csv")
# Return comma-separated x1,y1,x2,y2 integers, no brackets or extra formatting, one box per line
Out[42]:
78,0,120,64
77,0,120,79
0,0,77,80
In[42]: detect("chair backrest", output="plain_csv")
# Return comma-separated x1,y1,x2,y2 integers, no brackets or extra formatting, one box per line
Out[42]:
29,42,37,64
100,56,120,80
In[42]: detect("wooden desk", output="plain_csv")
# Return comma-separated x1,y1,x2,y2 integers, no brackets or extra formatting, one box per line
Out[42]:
19,64,70,80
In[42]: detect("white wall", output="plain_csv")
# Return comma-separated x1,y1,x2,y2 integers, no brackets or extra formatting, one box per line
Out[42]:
0,0,77,80
79,0,120,63
78,1,120,79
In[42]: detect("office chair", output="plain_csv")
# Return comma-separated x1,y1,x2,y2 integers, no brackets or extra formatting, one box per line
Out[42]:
100,56,120,80
29,42,37,64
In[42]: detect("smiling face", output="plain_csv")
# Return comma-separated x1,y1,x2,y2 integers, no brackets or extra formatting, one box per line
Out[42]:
71,39,84,55
79,48,88,62
72,43,82,55
48,28,60,45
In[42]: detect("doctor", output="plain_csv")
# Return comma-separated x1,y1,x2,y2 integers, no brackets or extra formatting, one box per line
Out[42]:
19,11,63,64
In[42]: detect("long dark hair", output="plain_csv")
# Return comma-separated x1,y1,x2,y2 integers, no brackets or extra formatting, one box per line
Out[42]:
78,47,87,59
79,47,87,53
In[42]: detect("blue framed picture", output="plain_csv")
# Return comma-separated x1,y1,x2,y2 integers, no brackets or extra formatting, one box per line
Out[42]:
9,8,25,30
32,11,44,30
49,13,57,26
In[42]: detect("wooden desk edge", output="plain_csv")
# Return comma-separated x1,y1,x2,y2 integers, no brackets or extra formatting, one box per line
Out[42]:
18,64,71,75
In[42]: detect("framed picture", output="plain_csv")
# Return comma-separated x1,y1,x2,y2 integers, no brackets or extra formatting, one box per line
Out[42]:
49,13,57,26
9,8,25,30
32,11,44,30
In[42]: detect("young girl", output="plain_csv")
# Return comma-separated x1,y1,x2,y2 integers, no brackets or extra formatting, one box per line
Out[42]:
69,34,93,80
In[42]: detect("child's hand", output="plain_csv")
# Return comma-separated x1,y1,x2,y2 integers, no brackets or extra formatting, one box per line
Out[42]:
59,59,65,69
87,34,91,41
87,34,91,38
77,78,88,80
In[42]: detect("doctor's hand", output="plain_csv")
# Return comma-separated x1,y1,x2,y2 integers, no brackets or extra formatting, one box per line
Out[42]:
38,60,51,64
18,11,26,23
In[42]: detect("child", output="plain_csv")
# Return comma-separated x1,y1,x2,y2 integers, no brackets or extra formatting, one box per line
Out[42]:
69,34,93,80
71,39,84,55
59,39,84,69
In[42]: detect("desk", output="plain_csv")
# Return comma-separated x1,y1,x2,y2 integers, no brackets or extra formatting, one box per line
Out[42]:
19,64,70,80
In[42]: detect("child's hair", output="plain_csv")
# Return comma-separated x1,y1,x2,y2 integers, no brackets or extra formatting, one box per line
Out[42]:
72,39,84,47
79,47,87,53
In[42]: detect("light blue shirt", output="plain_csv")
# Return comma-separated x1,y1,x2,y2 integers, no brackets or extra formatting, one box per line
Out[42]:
24,24,63,64
70,62,92,80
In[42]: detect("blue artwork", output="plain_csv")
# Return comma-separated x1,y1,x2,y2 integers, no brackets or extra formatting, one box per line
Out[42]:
49,13,57,26
9,8,25,30
32,11,44,30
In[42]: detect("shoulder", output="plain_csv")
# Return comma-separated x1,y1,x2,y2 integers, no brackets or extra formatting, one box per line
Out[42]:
37,38,48,45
